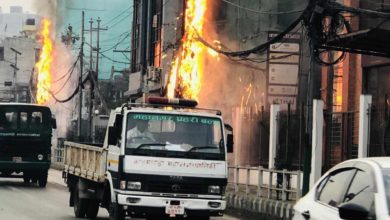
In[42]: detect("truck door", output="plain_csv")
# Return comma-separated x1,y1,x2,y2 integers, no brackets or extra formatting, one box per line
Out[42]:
107,114,123,187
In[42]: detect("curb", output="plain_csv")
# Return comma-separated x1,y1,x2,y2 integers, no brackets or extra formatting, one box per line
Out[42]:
50,162,64,171
225,192,294,220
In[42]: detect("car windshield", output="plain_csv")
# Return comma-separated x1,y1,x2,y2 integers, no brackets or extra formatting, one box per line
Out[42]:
125,113,225,160
382,169,390,213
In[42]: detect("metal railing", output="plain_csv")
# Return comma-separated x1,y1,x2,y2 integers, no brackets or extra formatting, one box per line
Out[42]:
53,147,65,163
228,166,302,201
52,138,65,164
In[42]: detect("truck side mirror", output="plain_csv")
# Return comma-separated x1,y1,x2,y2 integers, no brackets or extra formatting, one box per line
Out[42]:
108,126,118,146
51,118,57,129
224,124,234,153
227,134,234,153
114,115,123,134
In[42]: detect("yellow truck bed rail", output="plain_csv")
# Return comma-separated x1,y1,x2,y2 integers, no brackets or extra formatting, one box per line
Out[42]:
63,141,107,182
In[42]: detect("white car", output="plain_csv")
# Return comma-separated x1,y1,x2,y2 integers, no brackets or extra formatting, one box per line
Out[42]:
293,157,390,220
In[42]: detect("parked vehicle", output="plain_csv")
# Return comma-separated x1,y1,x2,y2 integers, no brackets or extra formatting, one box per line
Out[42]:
63,97,234,220
293,157,390,220
0,103,56,187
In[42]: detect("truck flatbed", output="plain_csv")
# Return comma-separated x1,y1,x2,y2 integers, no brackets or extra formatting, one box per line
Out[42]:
63,141,107,182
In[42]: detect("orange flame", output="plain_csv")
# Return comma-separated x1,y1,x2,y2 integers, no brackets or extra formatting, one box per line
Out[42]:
35,19,53,105
167,0,207,100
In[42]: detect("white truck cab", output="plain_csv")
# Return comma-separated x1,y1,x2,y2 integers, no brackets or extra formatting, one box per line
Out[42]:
63,97,234,220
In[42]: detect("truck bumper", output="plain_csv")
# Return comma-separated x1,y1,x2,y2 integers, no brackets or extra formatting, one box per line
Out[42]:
0,161,50,171
117,193,226,216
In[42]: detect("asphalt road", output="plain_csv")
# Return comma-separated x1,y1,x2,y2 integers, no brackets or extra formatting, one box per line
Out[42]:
0,169,241,220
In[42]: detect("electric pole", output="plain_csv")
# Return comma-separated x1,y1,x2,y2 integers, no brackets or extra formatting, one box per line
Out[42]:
10,47,21,102
91,17,107,142
78,11,85,141
94,18,108,110
88,18,94,142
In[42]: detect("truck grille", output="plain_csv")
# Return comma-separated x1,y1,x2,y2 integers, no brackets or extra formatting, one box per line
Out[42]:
147,181,207,194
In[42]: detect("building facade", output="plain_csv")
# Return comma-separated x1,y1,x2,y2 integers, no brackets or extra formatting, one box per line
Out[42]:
0,6,39,40
0,36,38,102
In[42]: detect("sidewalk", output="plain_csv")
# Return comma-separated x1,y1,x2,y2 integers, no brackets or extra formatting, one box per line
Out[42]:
48,168,66,187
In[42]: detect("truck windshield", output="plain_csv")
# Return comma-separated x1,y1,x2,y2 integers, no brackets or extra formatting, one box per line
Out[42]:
0,105,51,135
125,113,225,160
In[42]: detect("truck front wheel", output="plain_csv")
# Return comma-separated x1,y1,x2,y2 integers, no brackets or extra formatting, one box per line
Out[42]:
38,170,48,187
73,187,87,218
23,172,31,183
109,202,125,220
86,200,100,219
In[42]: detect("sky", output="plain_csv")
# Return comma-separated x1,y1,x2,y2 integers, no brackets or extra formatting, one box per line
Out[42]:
0,0,36,13
0,0,132,79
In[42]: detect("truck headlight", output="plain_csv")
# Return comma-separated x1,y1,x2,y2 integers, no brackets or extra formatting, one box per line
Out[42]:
127,181,142,190
120,181,126,190
208,185,220,194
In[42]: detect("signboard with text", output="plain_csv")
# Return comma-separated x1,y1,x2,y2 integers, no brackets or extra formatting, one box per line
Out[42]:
267,32,301,111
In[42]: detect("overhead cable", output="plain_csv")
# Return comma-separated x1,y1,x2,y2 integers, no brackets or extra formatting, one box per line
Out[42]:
197,0,313,57
101,33,131,53
49,73,89,103
108,12,133,29
103,6,132,26
330,1,390,18
52,55,80,84
221,0,305,14
99,51,131,64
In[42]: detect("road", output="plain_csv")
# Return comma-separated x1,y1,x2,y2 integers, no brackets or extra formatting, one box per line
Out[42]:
0,169,241,220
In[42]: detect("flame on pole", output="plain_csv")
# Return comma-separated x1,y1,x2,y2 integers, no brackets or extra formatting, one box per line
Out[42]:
35,18,54,105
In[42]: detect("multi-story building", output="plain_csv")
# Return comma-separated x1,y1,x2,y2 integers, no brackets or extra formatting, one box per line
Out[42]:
0,6,39,40
0,36,38,102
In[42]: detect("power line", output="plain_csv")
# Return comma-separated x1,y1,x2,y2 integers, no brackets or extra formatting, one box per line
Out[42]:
52,55,80,83
99,51,131,64
101,32,131,53
331,1,390,18
108,11,133,29
49,74,89,103
102,6,132,26
197,17,304,57
100,31,130,43
53,56,80,95
221,0,305,14
352,0,390,7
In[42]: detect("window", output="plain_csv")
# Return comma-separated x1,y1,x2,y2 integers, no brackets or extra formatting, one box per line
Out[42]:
317,169,356,207
20,112,28,130
5,112,17,130
31,112,43,130
344,168,376,217
150,0,163,68
0,47,4,61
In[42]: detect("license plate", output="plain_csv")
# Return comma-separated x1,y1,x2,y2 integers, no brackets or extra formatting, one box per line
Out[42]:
12,157,22,162
165,205,184,217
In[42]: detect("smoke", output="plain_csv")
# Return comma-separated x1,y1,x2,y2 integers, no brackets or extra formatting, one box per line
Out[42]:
199,1,267,123
197,1,267,166
32,0,79,138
